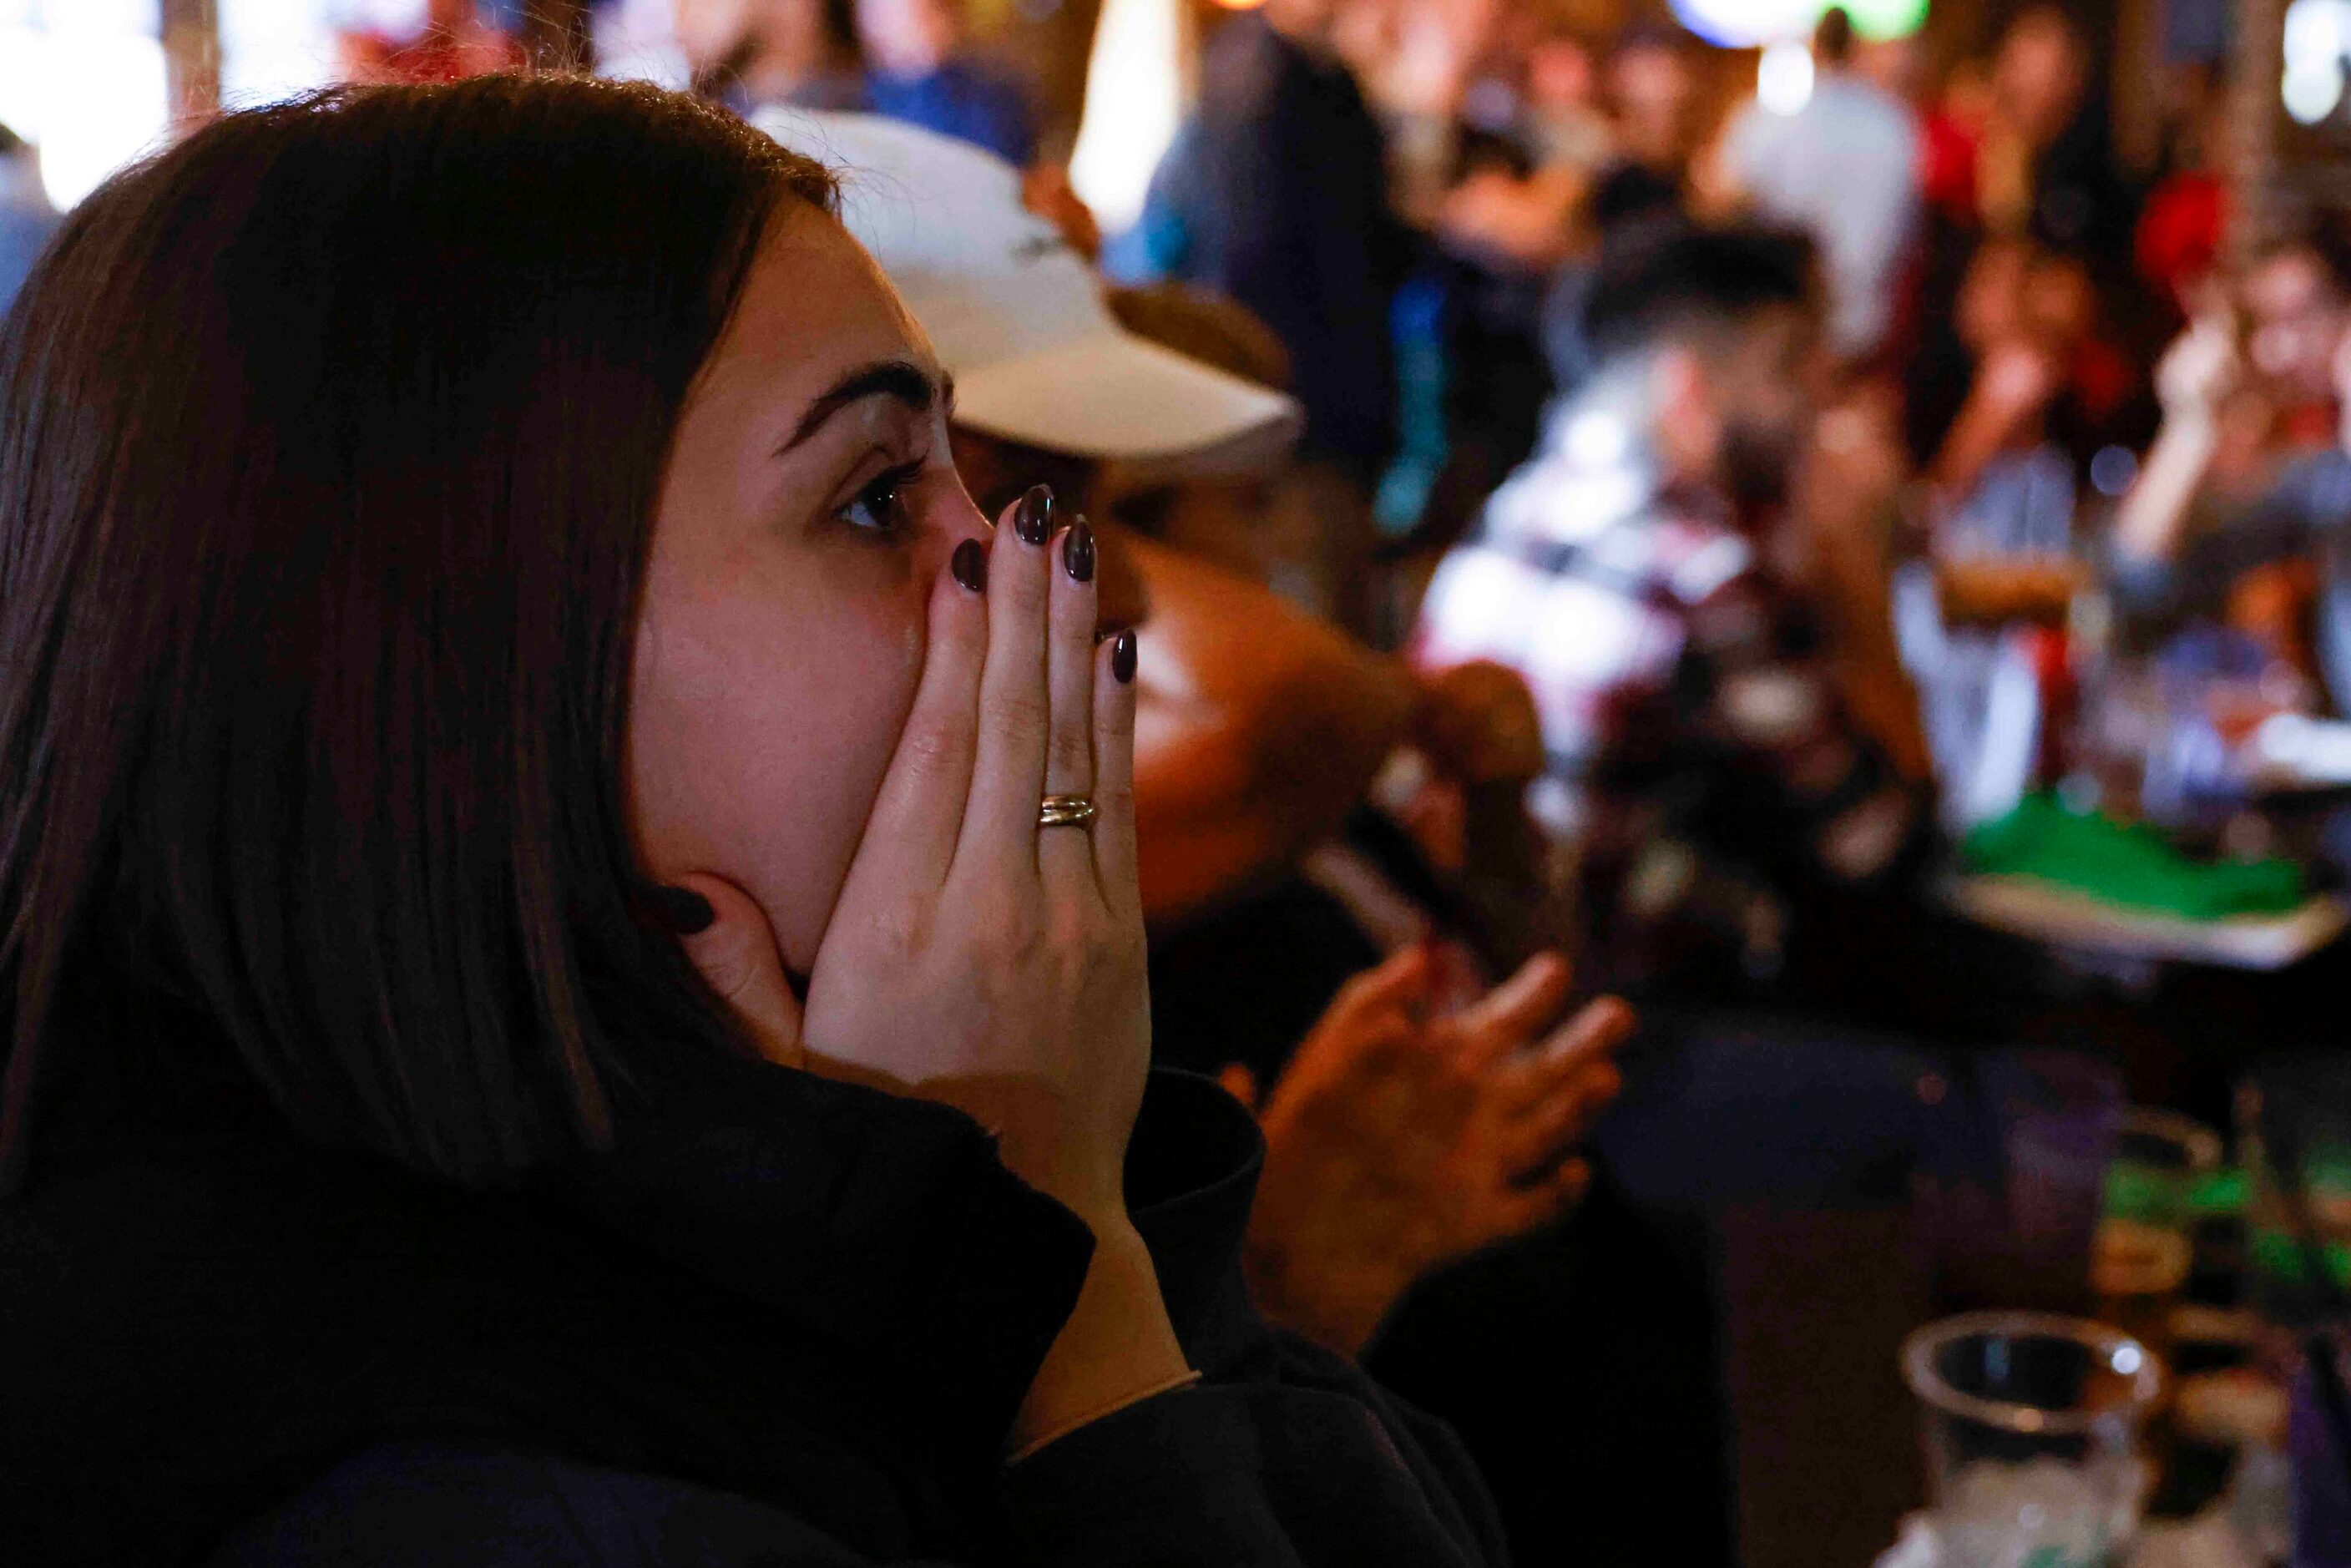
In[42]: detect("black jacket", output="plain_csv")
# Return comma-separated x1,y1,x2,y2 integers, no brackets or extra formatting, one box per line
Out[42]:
0,1019,1505,1565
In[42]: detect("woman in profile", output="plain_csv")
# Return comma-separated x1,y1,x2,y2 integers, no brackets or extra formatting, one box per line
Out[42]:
0,78,1501,1565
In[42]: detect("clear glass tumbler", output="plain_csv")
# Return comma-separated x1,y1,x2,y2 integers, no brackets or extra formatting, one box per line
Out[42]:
1903,1312,2161,1568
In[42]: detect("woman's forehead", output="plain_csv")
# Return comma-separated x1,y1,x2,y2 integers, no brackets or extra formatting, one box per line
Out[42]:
706,208,933,402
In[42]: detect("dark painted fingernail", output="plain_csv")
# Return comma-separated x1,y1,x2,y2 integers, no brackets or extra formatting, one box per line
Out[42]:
650,884,715,935
1014,483,1054,545
1111,629,1137,684
951,538,987,593
1062,518,1096,584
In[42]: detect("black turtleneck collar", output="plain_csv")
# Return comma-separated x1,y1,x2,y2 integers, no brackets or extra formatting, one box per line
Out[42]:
0,1017,1272,1567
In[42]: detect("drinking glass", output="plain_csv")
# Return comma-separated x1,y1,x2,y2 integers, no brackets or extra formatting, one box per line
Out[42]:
1904,1312,2161,1568
1919,1051,2124,1314
2093,1109,2222,1363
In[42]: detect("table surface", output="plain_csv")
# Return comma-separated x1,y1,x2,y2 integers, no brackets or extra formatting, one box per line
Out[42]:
1948,874,2350,970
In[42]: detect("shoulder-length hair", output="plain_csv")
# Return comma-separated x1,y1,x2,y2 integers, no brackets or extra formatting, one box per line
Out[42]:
0,77,837,1191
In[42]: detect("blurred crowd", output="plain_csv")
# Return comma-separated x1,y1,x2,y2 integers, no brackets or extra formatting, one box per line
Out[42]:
25,1,2351,1561
635,0,2314,1019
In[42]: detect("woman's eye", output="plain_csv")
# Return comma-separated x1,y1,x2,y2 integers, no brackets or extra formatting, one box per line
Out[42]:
840,466,921,535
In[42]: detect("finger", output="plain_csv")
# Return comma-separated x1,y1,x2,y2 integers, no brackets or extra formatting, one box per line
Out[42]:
1499,1157,1592,1234
1454,951,1573,1068
961,483,1057,876
1091,625,1143,917
1498,997,1636,1112
1318,944,1435,1038
843,541,989,895
1039,518,1101,889
1216,1062,1260,1112
1534,995,1636,1066
664,873,806,1070
1287,1013,1426,1134
1498,1061,1623,1174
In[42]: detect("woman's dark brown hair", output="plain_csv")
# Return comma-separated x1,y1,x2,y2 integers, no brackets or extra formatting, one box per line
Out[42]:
0,77,837,1191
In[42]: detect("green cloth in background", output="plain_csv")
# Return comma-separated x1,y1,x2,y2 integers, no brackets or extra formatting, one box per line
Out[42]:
1962,794,2305,920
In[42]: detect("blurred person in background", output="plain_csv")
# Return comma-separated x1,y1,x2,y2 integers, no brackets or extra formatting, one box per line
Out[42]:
340,0,525,83
1984,4,2133,263
1374,8,1603,575
1908,10,2143,473
1532,22,1701,412
1126,0,1410,628
1907,244,2148,487
1415,219,1944,1018
2111,215,2351,711
1588,21,1699,223
852,0,1039,165
1343,0,1494,225
1884,235,2140,832
1344,0,1595,245
1521,24,1615,180
2134,68,2232,323
757,112,1632,1363
2228,217,2351,448
687,0,867,115
1329,0,1610,570
1923,237,2106,525
1413,218,2086,1566
1921,6,2132,262
1716,7,1919,362
0,124,57,317
1894,238,2105,826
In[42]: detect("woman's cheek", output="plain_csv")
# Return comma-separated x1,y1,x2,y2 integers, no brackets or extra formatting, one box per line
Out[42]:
624,604,861,961
628,562,931,966
733,575,926,944
759,589,930,953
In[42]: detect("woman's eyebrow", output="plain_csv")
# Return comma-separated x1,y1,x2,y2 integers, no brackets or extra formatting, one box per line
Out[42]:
777,358,953,455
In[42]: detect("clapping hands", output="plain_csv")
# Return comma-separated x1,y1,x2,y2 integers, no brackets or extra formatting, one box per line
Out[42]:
1228,947,1633,1355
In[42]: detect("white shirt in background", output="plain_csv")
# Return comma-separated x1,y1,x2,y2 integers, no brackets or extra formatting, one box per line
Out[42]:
1722,71,1920,357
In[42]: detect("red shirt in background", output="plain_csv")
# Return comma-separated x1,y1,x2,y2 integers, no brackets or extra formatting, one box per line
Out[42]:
1919,109,1981,227
2136,170,2227,311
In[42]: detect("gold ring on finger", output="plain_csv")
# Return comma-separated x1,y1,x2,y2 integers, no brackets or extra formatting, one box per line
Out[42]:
1039,794,1097,829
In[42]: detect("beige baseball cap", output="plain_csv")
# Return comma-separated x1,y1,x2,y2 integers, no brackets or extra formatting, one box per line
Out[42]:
756,109,1302,471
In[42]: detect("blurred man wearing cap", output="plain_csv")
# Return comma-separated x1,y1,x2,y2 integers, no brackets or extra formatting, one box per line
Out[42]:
759,108,1632,1363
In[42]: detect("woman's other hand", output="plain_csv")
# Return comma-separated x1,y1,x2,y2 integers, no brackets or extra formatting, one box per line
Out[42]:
1232,947,1634,1356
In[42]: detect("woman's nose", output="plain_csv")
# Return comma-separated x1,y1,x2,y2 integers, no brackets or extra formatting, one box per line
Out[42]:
936,488,994,559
